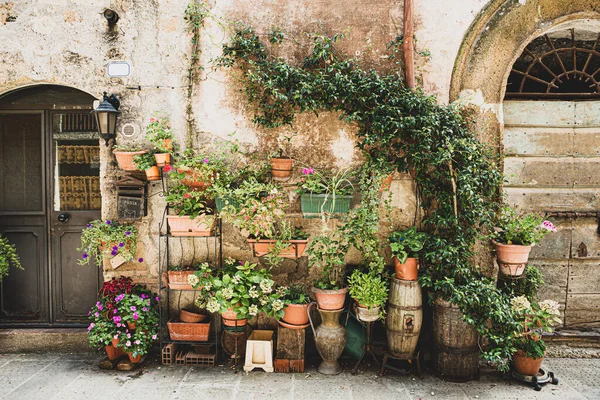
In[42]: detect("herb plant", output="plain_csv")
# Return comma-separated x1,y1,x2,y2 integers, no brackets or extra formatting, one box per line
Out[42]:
78,220,138,266
0,234,22,283
283,284,311,305
347,269,388,312
389,227,428,264
296,167,354,196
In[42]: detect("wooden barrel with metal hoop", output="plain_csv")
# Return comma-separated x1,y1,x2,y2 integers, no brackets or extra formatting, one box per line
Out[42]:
385,278,422,357
433,296,480,382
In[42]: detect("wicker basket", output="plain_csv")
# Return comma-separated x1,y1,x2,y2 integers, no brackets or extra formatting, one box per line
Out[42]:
180,309,208,323
168,320,212,341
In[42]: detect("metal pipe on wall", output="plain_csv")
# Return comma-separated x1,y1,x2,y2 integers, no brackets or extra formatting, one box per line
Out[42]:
403,0,415,88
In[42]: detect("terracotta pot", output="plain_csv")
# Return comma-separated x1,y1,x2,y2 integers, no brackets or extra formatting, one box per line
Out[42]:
221,308,247,327
105,345,121,360
513,349,545,376
312,287,348,310
161,138,173,151
128,352,143,364
167,270,195,290
127,321,137,330
167,215,215,236
493,240,532,276
177,167,212,191
112,338,120,348
282,303,310,326
393,257,419,281
145,166,160,181
247,238,308,258
154,153,171,167
113,150,148,171
180,309,208,323
270,157,293,180
356,304,380,322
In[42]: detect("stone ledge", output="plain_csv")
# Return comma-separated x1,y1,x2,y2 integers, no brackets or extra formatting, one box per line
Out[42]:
0,328,91,353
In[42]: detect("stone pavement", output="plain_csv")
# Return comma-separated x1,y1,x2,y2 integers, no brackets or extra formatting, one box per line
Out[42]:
0,353,599,400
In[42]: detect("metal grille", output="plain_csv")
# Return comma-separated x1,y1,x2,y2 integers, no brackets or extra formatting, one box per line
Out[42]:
62,113,96,132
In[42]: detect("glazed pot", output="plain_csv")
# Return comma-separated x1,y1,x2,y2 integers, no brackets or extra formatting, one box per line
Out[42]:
113,150,147,171
154,153,171,167
513,350,545,376
221,307,247,327
270,157,293,180
493,240,532,276
393,257,419,281
128,352,143,364
356,304,380,322
307,302,346,375
282,303,310,326
145,166,160,181
312,287,347,310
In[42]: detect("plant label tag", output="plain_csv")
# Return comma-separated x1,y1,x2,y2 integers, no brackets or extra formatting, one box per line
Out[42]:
110,254,126,269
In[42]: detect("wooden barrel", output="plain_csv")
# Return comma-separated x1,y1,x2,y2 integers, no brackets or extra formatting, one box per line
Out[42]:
433,296,479,382
385,278,422,357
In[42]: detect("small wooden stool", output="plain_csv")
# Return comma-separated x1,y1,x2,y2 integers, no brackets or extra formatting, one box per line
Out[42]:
244,330,274,372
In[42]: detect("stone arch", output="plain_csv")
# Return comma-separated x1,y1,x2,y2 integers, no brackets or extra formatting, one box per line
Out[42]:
450,0,600,105
0,83,98,109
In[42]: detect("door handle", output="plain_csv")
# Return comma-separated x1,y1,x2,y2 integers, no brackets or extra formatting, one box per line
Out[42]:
57,213,70,223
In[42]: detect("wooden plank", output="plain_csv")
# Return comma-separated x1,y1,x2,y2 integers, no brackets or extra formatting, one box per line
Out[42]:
505,187,600,212
274,359,290,373
573,127,600,156
565,294,600,327
504,156,573,187
504,101,574,127
503,127,573,156
569,259,600,294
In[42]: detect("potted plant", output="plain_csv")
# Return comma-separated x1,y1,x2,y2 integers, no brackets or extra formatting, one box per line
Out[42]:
145,114,174,167
113,145,148,171
511,295,561,376
347,269,388,322
281,284,311,327
296,167,354,218
270,132,296,180
191,259,286,327
0,234,22,283
133,151,160,181
388,227,428,281
171,149,224,191
165,185,215,236
493,206,557,276
308,232,349,310
78,220,139,266
167,262,209,290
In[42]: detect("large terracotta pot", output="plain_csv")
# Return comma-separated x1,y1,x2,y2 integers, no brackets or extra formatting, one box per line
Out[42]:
145,166,160,181
270,157,293,180
247,238,308,258
114,150,147,171
307,302,346,375
128,352,143,364
282,303,310,326
312,287,347,310
167,215,215,236
154,153,171,167
493,240,532,276
513,350,545,376
221,308,247,327
393,257,418,281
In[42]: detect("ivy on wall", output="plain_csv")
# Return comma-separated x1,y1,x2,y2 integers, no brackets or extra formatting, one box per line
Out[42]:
212,25,520,370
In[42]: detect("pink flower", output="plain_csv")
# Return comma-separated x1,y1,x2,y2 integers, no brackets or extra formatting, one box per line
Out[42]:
126,341,131,347
203,158,209,163
127,333,131,339
152,334,157,340
133,313,139,320
87,323,95,331
183,193,191,199
135,340,141,345
302,167,315,175
541,220,557,232
131,306,136,312
150,117,155,123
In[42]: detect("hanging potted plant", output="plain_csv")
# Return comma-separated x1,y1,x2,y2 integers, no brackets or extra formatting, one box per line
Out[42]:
165,185,215,236
281,284,311,327
133,151,160,181
270,132,296,180
210,159,271,212
347,269,388,322
308,231,349,310
0,234,23,283
171,149,224,191
145,114,174,167
191,259,285,327
113,145,148,171
77,220,139,266
511,295,561,376
296,167,354,218
388,227,428,281
493,206,557,276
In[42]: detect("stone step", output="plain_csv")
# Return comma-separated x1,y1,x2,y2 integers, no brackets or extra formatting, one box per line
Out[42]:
0,328,91,353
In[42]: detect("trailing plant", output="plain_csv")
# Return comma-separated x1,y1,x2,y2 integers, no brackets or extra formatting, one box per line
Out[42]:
0,234,22,283
222,189,286,239
389,227,428,264
78,220,138,266
511,296,561,358
133,152,157,171
216,25,519,371
347,269,388,315
493,205,556,246
498,265,544,301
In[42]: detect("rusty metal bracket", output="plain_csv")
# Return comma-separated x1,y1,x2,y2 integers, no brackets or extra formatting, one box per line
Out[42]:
544,211,600,235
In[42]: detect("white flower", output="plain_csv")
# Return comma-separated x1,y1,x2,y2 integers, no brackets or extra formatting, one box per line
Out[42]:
511,296,531,313
222,288,234,300
539,299,560,316
260,279,274,293
249,286,260,299
248,305,259,316
206,298,220,313
270,188,278,194
187,274,200,287
260,297,269,306
232,275,241,285
271,299,284,312
204,283,212,291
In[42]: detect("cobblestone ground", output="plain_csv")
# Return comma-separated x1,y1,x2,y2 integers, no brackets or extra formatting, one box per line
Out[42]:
0,353,598,400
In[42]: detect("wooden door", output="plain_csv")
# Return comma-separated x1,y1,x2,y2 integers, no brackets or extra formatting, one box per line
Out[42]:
504,100,600,328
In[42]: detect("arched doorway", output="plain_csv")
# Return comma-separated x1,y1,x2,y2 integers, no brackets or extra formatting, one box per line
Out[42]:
503,23,600,328
0,84,102,326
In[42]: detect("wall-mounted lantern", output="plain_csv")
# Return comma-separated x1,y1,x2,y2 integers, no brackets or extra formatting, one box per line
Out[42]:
92,92,120,146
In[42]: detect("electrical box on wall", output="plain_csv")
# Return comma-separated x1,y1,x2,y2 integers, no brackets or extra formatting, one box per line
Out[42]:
116,176,147,221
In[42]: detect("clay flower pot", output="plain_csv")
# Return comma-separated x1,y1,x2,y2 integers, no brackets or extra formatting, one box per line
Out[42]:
113,149,148,171
127,321,137,330
128,352,143,364
105,345,121,360
270,157,293,180
221,308,247,327
180,309,208,323
145,166,160,181
282,303,310,326
513,349,545,376
493,240,532,276
177,167,212,191
167,215,215,236
356,304,380,322
393,257,418,281
312,287,348,310
154,153,171,167
247,238,308,258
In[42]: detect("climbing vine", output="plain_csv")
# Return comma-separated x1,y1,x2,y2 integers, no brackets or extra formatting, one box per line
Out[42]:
215,26,519,371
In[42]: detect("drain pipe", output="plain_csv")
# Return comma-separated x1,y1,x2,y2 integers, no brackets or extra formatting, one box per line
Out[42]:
403,0,415,88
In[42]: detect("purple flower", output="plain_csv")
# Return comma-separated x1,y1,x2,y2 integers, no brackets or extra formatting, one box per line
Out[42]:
113,309,118,314
112,245,118,251
138,258,144,263
82,253,88,259
106,220,112,225
155,296,160,302
96,301,101,307
141,294,147,299
203,158,209,163
111,249,118,256
119,242,125,248
125,231,131,236
87,223,92,228
98,305,103,311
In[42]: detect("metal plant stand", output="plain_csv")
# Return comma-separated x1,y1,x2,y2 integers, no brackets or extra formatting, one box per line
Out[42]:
379,350,421,377
351,320,379,375
221,317,247,373
512,368,559,391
